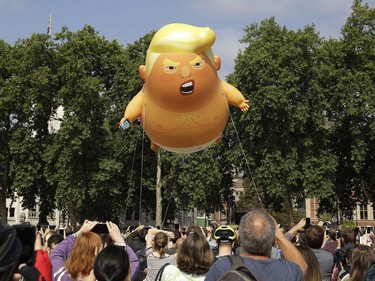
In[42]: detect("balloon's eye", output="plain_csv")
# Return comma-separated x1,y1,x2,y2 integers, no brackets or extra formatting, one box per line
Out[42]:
164,65,177,73
192,61,204,70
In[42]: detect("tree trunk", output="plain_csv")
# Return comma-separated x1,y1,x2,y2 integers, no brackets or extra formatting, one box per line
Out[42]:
155,151,162,227
67,198,78,227
284,194,295,228
0,157,10,223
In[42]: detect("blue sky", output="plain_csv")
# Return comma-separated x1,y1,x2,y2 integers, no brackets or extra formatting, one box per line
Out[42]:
1,0,374,78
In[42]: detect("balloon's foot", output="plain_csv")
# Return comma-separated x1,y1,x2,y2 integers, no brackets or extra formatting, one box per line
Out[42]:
151,143,160,152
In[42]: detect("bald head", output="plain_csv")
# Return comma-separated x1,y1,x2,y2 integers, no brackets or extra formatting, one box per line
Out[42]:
239,209,276,257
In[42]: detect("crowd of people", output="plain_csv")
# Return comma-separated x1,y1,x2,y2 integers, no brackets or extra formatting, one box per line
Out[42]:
1,208,375,281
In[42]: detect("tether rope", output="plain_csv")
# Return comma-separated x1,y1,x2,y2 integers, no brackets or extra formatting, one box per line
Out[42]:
227,106,263,208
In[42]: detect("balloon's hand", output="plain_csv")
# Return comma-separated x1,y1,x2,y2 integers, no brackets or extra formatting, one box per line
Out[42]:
119,119,131,131
240,100,249,112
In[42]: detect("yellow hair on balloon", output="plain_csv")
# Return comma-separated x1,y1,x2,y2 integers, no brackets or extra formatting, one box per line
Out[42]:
146,23,216,76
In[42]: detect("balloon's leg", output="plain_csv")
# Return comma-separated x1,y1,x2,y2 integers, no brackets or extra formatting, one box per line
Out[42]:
150,142,160,152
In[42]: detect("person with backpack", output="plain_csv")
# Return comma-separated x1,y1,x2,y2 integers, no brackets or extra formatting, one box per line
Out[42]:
205,209,307,281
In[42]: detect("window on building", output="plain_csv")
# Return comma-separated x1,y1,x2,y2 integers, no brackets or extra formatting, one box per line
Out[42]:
9,208,15,218
30,208,37,218
360,204,368,220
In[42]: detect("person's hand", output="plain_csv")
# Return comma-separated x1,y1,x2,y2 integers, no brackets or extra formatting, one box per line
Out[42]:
166,231,175,240
12,272,23,281
206,231,212,241
370,231,374,241
106,221,124,243
147,227,162,235
295,219,306,231
76,220,98,236
275,222,285,240
137,225,145,231
35,232,43,251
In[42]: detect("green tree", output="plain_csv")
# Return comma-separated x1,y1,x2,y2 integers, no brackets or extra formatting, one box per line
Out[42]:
0,39,14,222
228,18,337,225
322,0,375,217
44,26,137,224
0,34,58,224
10,34,59,224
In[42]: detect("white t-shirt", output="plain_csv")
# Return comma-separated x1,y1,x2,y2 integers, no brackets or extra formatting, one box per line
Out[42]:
161,264,206,281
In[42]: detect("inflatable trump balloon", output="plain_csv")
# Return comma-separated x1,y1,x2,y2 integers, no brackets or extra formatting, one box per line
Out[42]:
119,23,249,153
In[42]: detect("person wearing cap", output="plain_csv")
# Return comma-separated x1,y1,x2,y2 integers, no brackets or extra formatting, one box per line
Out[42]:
213,225,237,261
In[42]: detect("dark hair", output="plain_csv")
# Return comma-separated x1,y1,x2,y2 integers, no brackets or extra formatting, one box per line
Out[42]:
94,245,130,281
305,225,324,249
187,225,205,236
177,232,213,274
153,232,168,256
139,227,148,243
171,230,181,243
65,226,74,236
340,227,356,245
47,233,64,248
328,226,337,241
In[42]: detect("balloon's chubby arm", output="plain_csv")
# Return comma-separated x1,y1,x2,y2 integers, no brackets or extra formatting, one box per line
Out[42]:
222,81,249,112
119,90,144,131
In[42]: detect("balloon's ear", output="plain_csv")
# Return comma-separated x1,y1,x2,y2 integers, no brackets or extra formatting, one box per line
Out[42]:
139,65,147,81
214,55,221,71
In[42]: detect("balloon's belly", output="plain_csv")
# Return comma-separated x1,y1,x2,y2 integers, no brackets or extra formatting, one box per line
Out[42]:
143,107,229,153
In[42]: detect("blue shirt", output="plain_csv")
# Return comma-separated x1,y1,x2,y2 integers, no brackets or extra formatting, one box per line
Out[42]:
205,255,303,281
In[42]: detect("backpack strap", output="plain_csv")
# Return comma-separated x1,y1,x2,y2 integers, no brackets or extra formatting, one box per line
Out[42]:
155,263,169,281
339,270,349,280
228,256,258,280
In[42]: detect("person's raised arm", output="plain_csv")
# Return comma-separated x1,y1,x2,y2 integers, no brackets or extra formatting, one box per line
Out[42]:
107,221,140,281
145,227,162,249
18,232,52,281
50,220,98,275
75,220,98,237
275,224,307,276
285,219,306,241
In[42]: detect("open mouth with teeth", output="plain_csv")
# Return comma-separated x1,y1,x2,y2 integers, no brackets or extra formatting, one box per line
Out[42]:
180,80,194,95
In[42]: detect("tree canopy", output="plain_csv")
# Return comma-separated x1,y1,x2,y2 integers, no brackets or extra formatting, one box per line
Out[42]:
0,0,374,227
